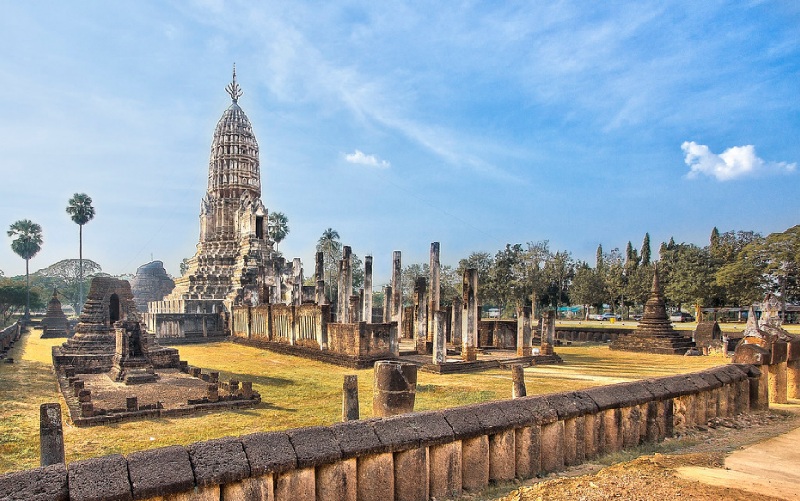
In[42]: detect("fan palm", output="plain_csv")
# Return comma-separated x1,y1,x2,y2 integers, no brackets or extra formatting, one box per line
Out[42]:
66,193,95,314
268,211,290,251
7,219,43,321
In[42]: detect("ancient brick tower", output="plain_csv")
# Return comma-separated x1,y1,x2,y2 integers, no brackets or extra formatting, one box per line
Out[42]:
166,66,273,308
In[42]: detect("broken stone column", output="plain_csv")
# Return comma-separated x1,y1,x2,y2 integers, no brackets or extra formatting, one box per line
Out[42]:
428,242,441,341
292,258,303,306
315,251,326,305
391,251,402,327
433,311,447,365
363,256,373,323
349,295,361,323
517,306,532,356
788,358,800,399
511,364,527,398
39,403,64,466
541,310,556,355
414,277,428,355
451,296,463,348
126,396,138,412
462,268,478,361
373,361,417,417
337,246,353,323
342,375,359,421
382,285,392,323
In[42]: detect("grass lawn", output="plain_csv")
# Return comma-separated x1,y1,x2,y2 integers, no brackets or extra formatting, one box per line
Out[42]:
0,328,725,474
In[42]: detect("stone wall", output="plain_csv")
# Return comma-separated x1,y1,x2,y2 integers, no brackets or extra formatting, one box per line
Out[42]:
0,322,21,360
557,327,693,343
0,364,764,501
327,323,394,358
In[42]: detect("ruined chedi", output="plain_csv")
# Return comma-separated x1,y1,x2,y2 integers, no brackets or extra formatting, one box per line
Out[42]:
159,67,275,310
40,289,71,338
610,266,695,354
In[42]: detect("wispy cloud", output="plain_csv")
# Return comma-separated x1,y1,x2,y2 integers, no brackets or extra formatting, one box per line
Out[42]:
344,149,390,169
682,141,796,181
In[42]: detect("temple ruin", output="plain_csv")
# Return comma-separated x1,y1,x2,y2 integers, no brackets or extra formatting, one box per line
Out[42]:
40,289,71,339
130,261,175,312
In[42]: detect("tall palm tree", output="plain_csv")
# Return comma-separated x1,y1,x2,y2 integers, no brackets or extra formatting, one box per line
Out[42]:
66,193,95,314
268,211,290,252
317,228,341,301
7,220,43,322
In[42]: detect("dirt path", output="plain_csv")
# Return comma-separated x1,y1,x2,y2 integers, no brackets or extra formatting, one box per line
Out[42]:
495,402,800,501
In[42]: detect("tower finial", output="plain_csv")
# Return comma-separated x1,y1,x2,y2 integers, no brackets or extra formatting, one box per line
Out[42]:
225,63,243,103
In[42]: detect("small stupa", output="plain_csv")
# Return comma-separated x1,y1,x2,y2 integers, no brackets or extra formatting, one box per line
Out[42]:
610,266,695,354
40,289,71,338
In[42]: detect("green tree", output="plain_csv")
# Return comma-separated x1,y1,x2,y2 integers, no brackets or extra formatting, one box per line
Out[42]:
268,211,290,251
316,228,341,302
456,252,493,304
660,243,714,310
66,193,95,314
0,280,43,325
179,258,190,276
569,262,605,319
641,233,651,266
7,219,43,321
35,259,102,313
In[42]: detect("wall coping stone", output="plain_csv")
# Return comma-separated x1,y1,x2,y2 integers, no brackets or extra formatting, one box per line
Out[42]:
684,373,712,392
492,399,536,427
542,392,583,419
126,445,194,500
568,391,600,415
471,401,516,434
614,382,656,405
370,412,454,452
0,463,68,501
659,375,698,397
330,419,389,458
581,384,637,410
696,371,724,390
287,426,342,467
187,437,250,487
638,378,674,400
442,406,484,440
67,454,132,501
240,431,297,476
707,367,734,386
514,396,559,425
411,411,457,447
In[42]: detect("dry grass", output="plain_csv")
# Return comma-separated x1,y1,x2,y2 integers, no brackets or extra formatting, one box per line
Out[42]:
0,330,724,474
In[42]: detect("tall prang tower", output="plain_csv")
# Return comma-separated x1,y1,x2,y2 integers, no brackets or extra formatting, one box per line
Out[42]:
148,67,275,340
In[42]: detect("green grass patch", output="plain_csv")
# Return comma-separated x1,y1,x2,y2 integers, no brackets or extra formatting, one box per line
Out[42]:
0,330,723,474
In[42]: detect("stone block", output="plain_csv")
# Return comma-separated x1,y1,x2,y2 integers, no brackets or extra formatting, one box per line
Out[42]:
68,454,132,501
769,362,788,404
222,475,273,501
621,406,641,448
770,341,788,365
513,396,558,425
461,435,489,492
394,447,429,501
442,406,483,440
582,384,633,411
540,421,565,473
275,467,315,501
287,426,341,468
493,398,534,428
187,437,250,487
614,382,654,405
316,458,356,501
472,402,514,435
489,429,515,482
356,452,394,501
126,445,194,499
542,392,582,420
240,432,297,476
514,425,541,479
564,416,585,466
0,463,68,501
601,408,622,454
330,419,387,459
429,441,462,499
407,411,455,448
583,412,600,459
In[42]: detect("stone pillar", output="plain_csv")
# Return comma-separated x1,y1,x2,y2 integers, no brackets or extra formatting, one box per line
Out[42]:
315,251,325,305
414,277,428,355
342,375,359,421
451,296,463,348
769,362,788,404
382,285,392,323
373,361,416,417
344,246,353,320
517,306,532,356
292,258,303,306
363,256,373,323
428,242,441,342
126,396,138,411
39,403,64,466
391,251,402,327
511,364,526,398
433,311,447,365
462,268,478,361
788,359,800,399
541,310,555,355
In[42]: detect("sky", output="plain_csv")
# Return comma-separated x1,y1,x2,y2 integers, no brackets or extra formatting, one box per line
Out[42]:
1,1,798,286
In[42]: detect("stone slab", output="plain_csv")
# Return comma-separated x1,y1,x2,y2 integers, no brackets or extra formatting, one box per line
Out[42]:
187,437,250,487
240,432,297,476
126,445,195,499
68,454,132,501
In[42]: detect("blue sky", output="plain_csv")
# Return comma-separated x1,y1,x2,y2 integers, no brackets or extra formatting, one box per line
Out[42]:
1,1,798,285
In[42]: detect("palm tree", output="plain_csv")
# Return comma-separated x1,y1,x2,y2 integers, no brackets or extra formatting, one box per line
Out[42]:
7,220,43,322
268,211,290,252
317,228,341,301
66,193,95,314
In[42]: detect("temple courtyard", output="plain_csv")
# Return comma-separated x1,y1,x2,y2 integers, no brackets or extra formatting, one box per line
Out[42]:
1,327,726,475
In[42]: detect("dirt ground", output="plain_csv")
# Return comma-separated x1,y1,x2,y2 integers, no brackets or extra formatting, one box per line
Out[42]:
493,408,799,501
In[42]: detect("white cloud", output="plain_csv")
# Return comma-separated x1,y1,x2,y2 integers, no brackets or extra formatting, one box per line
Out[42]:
682,141,796,181
344,149,390,169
